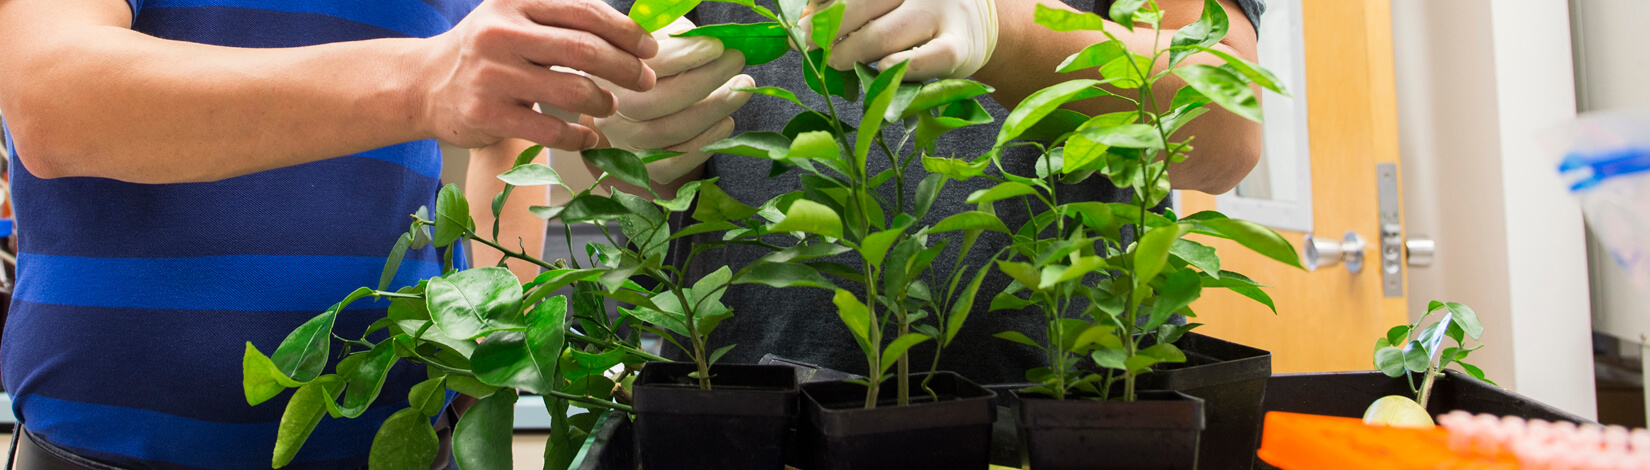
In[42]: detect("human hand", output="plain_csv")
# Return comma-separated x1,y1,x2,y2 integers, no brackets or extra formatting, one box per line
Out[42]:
804,0,998,80
416,0,659,151
589,17,753,184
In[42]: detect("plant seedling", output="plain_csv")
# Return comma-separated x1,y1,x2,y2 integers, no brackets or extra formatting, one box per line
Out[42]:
1366,300,1492,427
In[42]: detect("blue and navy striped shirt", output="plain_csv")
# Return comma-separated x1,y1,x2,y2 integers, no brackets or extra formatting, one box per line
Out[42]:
0,0,479,468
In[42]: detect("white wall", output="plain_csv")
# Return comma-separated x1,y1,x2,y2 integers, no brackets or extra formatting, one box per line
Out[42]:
1393,0,1597,418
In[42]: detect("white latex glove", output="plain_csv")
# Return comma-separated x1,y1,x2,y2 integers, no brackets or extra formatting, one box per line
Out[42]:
589,17,753,184
804,0,998,80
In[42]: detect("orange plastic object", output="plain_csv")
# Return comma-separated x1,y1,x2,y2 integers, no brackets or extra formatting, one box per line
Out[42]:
1257,411,1518,469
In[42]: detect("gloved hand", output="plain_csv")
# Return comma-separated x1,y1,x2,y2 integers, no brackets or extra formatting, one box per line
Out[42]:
804,0,998,81
589,17,753,184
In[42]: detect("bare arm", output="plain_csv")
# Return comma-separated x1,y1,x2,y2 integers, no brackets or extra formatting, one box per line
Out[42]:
973,0,1260,193
0,0,658,184
467,139,549,283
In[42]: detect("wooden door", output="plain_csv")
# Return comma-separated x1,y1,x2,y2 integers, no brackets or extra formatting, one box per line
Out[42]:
1180,0,1408,373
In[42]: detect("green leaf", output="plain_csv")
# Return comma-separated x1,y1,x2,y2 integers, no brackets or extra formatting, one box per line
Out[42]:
272,287,372,382
879,333,932,374
581,148,650,188
856,60,909,170
629,0,700,32
655,179,704,212
1034,3,1106,31
379,234,412,292
832,289,874,357
737,86,806,109
1196,218,1302,268
997,80,1104,146
810,1,844,50
860,226,908,268
1459,362,1494,386
427,267,527,340
804,49,859,100
472,295,565,395
1445,302,1484,340
996,261,1043,291
1197,46,1287,95
446,374,500,399
368,408,439,470
527,205,565,221
991,292,1035,311
946,264,994,346
1174,64,1261,122
903,80,995,118
917,99,994,151
709,343,738,366
1124,354,1162,373
560,194,631,224
1080,123,1164,148
789,131,841,166
1108,0,1147,26
677,22,790,65
409,377,447,418
1050,256,1108,288
1099,53,1153,89
243,343,307,407
1402,340,1430,373
433,184,469,247
1168,0,1230,68
735,262,837,290
931,211,1010,234
1072,324,1123,350
994,331,1043,349
761,242,852,264
453,389,517,470
1145,270,1202,330
1092,349,1127,370
1134,225,1191,300
1058,41,1127,73
692,180,760,222
1020,109,1091,142
914,174,945,221
1170,238,1220,275
337,340,399,418
272,376,342,468
1200,271,1276,314
497,163,564,187
702,131,791,160
1140,343,1187,363
768,199,843,238
1385,325,1412,350
923,155,990,181
966,182,1037,205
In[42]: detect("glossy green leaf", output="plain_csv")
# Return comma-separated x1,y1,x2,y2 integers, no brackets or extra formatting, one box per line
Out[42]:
560,194,631,224
1058,41,1127,73
1402,340,1431,373
913,174,946,221
272,287,372,382
1092,349,1128,370
1145,270,1202,330
272,375,342,468
736,86,805,109
368,408,439,470
703,131,791,160
923,155,990,181
692,180,760,222
994,331,1043,349
427,267,526,340
497,163,564,187
996,79,1104,147
1196,218,1302,268
966,182,1037,205
337,340,399,418
655,179,704,212
1134,225,1191,297
832,289,874,357
1196,46,1287,95
472,294,565,395
433,184,469,247
629,0,700,32
1072,324,1123,350
1174,64,1261,122
709,343,738,366
1108,0,1147,26
1444,302,1484,340
917,99,994,151
879,333,931,374
453,389,517,470
1459,362,1494,386
527,205,565,221
856,60,909,170
1200,271,1276,314
379,234,412,292
760,242,852,264
1034,3,1105,31
1170,238,1220,276
1168,0,1230,68
1124,354,1162,373
1140,343,1187,363
1049,256,1108,287
997,261,1043,291
810,1,844,50
735,262,837,290
677,22,790,65
803,49,859,100
903,80,995,118
768,199,842,238
1019,109,1090,142
243,342,307,406
931,211,1010,234
446,374,500,399
1080,123,1164,148
409,377,447,418
789,131,841,165
946,263,995,346
581,148,650,188
860,225,908,268
1099,53,1153,89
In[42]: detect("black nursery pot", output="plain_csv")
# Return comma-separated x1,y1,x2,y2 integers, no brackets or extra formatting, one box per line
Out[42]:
1262,369,1588,423
798,371,996,470
1134,332,1272,470
1017,390,1205,470
632,362,799,470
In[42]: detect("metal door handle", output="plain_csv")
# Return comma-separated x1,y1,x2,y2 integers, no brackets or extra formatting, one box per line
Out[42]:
1304,231,1366,273
1406,237,1435,267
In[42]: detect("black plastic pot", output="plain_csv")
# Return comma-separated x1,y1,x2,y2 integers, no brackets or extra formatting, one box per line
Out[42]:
1135,332,1271,470
798,372,996,470
1256,369,1589,470
632,362,799,470
572,412,633,470
1017,390,1205,470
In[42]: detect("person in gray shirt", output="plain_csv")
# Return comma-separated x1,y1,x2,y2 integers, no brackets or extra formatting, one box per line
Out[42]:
579,0,1267,385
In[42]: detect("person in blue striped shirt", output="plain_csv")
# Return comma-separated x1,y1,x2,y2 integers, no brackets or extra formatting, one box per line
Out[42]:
0,0,660,468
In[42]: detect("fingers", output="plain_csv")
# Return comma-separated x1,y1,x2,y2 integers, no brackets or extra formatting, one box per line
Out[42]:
518,0,658,59
510,27,656,92
610,50,745,121
513,68,616,118
647,36,725,77
829,0,903,45
829,9,939,71
880,34,967,80
647,117,734,183
598,74,753,150
499,106,601,151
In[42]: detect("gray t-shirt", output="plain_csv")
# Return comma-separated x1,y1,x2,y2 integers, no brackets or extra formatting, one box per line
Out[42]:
629,0,1265,384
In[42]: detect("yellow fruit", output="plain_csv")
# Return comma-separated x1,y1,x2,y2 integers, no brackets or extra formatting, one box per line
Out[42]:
1362,395,1435,428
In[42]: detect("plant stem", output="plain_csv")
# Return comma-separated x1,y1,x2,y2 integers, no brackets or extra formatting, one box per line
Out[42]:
1417,366,1440,409
542,388,634,413
467,233,556,270
897,319,910,406
566,331,668,362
